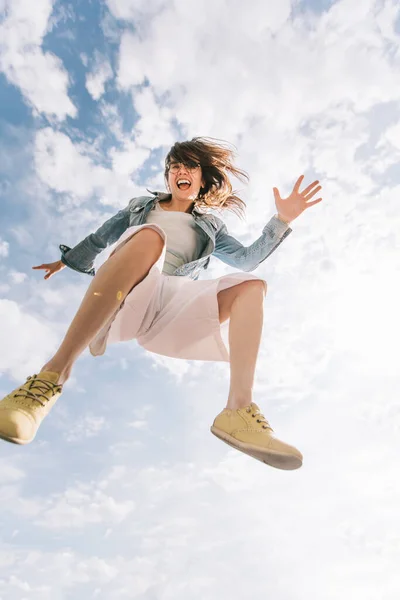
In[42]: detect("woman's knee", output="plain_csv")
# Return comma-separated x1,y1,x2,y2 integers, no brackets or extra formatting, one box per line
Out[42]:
109,227,165,265
238,279,267,297
128,227,164,250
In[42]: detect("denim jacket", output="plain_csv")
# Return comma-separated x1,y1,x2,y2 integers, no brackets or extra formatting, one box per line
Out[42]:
59,192,292,280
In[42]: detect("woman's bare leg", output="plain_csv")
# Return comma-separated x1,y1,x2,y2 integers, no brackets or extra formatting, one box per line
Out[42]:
224,282,266,410
41,229,164,385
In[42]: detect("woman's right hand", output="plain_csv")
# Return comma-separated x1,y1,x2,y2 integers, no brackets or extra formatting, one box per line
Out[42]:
32,260,66,280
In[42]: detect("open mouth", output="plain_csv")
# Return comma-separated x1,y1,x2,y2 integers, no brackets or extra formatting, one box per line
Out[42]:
177,179,191,190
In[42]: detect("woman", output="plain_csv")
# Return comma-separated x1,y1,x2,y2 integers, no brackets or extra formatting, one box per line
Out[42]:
0,137,322,470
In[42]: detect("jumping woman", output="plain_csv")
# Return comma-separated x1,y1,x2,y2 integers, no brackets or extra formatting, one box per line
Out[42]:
0,137,322,470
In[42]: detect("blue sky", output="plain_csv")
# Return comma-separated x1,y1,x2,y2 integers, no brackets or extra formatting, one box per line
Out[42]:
1,0,400,598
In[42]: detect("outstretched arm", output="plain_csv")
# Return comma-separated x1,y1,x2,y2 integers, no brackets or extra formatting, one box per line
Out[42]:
213,215,292,271
213,175,323,271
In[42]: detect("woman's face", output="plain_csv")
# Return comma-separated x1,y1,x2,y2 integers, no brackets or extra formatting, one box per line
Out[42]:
167,160,205,201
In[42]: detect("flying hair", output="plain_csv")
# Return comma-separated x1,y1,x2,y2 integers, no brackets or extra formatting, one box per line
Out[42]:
164,137,249,220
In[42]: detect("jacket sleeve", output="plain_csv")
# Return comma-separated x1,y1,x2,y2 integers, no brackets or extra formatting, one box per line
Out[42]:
213,215,292,272
59,203,132,276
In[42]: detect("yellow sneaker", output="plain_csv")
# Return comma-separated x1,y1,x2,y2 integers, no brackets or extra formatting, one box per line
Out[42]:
0,372,62,445
210,402,303,471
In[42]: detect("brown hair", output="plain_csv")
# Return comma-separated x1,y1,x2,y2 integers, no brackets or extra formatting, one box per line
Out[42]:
164,137,249,220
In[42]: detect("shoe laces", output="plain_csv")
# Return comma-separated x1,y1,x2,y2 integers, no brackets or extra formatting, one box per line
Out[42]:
14,375,62,408
246,405,273,431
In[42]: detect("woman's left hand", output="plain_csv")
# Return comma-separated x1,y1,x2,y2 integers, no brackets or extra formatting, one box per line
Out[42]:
273,175,323,224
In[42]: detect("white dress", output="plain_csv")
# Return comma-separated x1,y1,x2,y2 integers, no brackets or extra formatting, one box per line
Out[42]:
89,204,267,362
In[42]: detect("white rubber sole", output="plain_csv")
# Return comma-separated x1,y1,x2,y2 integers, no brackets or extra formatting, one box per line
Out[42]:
0,432,33,445
210,426,303,471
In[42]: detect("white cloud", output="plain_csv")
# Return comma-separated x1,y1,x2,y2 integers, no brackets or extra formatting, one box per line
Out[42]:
80,52,89,67
109,139,151,176
106,0,168,22
85,51,114,101
34,128,109,199
9,270,27,284
2,444,399,598
0,239,9,257
0,283,11,294
1,0,400,598
131,86,176,148
33,127,150,207
34,482,135,529
0,299,60,380
64,414,108,442
0,0,77,120
128,419,148,429
0,460,25,483
112,0,400,144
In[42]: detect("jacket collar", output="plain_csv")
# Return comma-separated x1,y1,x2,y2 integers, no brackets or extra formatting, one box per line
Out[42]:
146,189,206,216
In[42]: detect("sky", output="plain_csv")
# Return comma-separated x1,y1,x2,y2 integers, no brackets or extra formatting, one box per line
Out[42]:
0,0,400,598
